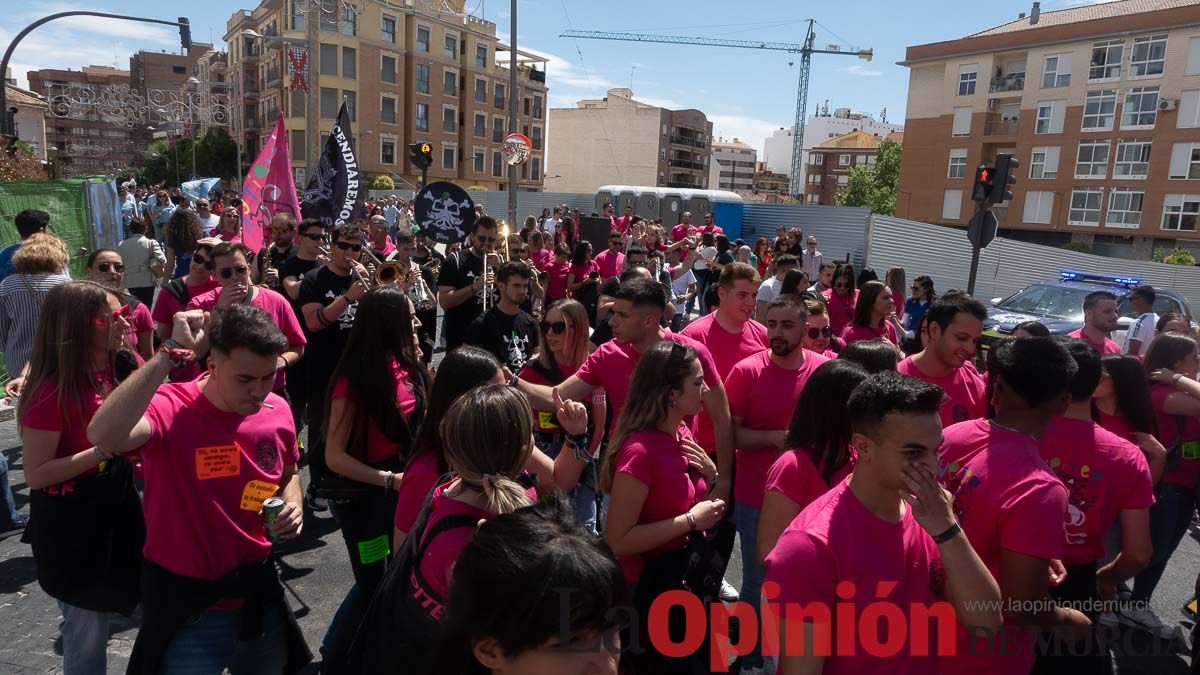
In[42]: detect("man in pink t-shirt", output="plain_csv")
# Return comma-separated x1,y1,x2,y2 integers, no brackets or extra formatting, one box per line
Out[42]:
698,212,724,235
88,304,306,671
671,212,696,244
1066,290,1122,355
897,293,988,428
593,232,626,280
613,204,633,235
937,337,1089,675
724,293,827,672
766,372,1001,675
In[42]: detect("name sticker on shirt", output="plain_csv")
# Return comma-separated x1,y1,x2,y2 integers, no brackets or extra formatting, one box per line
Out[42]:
537,411,558,429
196,445,241,480
1183,441,1200,460
240,479,279,512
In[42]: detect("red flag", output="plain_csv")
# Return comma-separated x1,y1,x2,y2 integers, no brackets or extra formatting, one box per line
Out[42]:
166,131,176,151
183,121,193,139
241,113,300,252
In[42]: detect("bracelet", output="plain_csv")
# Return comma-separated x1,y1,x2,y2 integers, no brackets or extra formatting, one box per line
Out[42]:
566,433,591,462
93,446,111,464
932,522,962,544
707,472,720,492
383,471,395,491
1175,373,1184,384
158,342,195,367
686,512,697,532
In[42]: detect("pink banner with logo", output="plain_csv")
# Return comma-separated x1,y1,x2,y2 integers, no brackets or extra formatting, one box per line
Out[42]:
241,113,300,253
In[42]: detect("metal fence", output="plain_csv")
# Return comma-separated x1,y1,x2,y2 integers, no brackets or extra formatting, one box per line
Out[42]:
741,204,870,267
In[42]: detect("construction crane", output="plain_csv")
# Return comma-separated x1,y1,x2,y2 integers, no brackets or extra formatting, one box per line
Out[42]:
561,22,873,197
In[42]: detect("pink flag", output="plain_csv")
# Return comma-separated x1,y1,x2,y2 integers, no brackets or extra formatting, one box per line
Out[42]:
241,113,300,253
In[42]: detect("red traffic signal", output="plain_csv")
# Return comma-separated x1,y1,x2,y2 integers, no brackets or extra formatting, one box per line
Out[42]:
972,164,994,203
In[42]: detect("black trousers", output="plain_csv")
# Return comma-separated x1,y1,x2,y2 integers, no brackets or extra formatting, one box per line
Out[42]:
1031,561,1109,674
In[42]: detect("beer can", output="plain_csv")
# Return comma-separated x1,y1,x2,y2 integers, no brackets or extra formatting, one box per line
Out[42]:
262,497,286,543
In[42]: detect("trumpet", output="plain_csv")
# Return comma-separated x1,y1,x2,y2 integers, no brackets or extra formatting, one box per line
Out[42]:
479,251,501,311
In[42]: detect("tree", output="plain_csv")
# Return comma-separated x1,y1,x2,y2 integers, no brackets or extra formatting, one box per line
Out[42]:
836,139,901,215
370,174,395,190
1153,248,1196,266
137,128,239,186
0,136,49,181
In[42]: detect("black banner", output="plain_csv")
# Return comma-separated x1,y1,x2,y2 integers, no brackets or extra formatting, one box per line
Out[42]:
301,102,366,228
414,181,476,244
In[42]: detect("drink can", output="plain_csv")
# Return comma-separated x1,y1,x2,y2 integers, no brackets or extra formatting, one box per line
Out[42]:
262,497,286,543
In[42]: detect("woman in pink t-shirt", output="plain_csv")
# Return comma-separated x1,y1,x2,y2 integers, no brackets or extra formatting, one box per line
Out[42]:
543,243,572,304
821,262,858,336
19,281,144,673
212,206,242,243
566,241,600,300
800,297,837,358
758,360,868,561
86,248,155,361
840,280,899,346
601,341,725,673
527,230,554,273
1096,354,1166,482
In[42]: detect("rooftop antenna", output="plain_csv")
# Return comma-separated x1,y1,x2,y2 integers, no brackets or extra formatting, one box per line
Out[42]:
880,107,887,123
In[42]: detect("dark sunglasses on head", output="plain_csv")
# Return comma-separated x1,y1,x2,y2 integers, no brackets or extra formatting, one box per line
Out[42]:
807,326,833,339
217,265,249,279
334,241,363,252
192,252,214,270
97,262,125,273
301,232,324,241
540,320,567,335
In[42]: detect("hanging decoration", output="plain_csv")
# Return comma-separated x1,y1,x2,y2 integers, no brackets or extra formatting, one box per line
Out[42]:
287,47,310,92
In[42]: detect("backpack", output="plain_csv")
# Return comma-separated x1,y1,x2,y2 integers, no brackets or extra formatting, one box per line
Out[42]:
163,277,191,306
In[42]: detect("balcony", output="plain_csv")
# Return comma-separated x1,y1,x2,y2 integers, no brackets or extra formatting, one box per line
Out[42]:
209,52,228,72
667,180,703,189
989,73,1025,93
242,44,261,64
983,115,1018,136
243,82,261,99
265,68,282,89
670,134,707,149
243,117,260,132
669,159,705,170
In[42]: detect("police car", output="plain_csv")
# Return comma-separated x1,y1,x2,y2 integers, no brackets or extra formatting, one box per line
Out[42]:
980,270,1196,353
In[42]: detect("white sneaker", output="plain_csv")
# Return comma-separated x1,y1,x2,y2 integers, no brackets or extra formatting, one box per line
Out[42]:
1117,607,1176,640
719,579,740,602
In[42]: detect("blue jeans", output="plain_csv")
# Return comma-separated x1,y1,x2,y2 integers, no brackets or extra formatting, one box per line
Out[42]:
536,434,597,533
734,503,765,669
161,604,286,675
0,451,20,529
57,600,110,675
1132,482,1196,603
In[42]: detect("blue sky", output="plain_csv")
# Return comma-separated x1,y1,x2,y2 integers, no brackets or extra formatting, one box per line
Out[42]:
4,0,1114,154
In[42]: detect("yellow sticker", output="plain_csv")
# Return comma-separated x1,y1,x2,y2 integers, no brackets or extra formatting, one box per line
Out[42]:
196,445,240,480
240,479,279,512
537,411,557,429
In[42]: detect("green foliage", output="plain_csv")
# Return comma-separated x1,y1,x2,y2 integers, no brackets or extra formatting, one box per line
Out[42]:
370,174,395,190
1152,248,1197,266
836,139,901,215
0,135,48,181
137,128,238,185
1062,241,1092,254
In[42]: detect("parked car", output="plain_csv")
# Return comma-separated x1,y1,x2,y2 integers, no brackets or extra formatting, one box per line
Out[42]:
980,270,1197,353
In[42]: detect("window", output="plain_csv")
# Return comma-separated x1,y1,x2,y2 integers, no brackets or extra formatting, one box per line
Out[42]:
381,55,396,84
1180,90,1200,128
342,47,356,80
473,148,484,173
1035,100,1065,134
320,87,338,118
290,130,306,162
523,97,531,116
289,88,305,118
415,26,432,52
474,113,485,137
808,174,821,185
320,44,338,76
1090,39,1123,81
942,190,963,220
951,106,972,136
381,96,396,124
1162,194,1200,231
416,103,428,131
957,64,977,96
341,6,356,35
811,154,824,166
839,154,851,166
493,117,504,143
947,149,967,178
534,96,543,118
1121,87,1159,128
444,69,457,96
1114,140,1151,179
531,126,542,150
1107,189,1144,227
319,0,337,31
381,139,395,164
1069,188,1103,226
416,64,429,94
492,150,502,177
1170,143,1200,179
1030,146,1060,179
1082,90,1117,131
1042,53,1071,88
382,16,396,42
292,0,305,30
443,145,456,170
532,157,541,181
837,175,849,186
475,78,487,103
1075,141,1110,178
476,44,488,67
342,90,355,121
1189,37,1200,75
445,34,458,60
442,106,456,133
1023,191,1054,224
494,82,505,109
1130,35,1167,78
172,65,186,74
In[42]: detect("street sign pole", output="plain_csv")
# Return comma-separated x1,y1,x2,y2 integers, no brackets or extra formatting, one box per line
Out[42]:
965,204,997,296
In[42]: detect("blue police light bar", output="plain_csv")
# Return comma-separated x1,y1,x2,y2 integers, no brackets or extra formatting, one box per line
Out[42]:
1059,270,1141,287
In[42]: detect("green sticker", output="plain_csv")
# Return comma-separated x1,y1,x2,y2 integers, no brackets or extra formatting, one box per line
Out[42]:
357,534,391,564
1183,441,1200,460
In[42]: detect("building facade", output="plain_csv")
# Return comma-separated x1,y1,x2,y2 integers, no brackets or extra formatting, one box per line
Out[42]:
899,0,1200,257
27,66,133,177
804,130,883,205
129,45,216,149
3,83,48,161
224,0,548,192
545,88,712,193
709,138,756,191
761,108,903,187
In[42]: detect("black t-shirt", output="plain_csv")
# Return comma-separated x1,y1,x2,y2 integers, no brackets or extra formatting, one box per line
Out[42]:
437,249,486,350
298,265,356,382
259,243,296,280
465,307,539,371
717,250,735,266
412,247,444,268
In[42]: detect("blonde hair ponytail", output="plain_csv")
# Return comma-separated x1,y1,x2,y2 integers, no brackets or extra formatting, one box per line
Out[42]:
441,384,534,515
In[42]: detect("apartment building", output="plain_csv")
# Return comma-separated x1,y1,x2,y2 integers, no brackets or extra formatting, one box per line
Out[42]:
762,107,903,186
27,66,133,177
709,137,757,191
129,45,216,147
804,130,885,205
899,0,1200,258
224,0,548,191
3,82,48,160
545,88,712,193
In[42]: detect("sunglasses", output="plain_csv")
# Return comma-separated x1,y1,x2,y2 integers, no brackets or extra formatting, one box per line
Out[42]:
217,265,249,279
334,241,363,252
807,326,833,339
94,304,132,326
192,252,214,270
301,232,324,241
97,262,125,273
631,259,647,267
540,320,568,335
476,235,498,244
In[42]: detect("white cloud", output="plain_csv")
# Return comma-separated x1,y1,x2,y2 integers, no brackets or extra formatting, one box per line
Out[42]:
842,64,882,77
515,45,618,91
637,95,684,110
708,114,781,155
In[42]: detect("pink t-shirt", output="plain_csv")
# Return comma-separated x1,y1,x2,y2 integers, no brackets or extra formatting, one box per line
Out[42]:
670,224,694,243
21,371,118,483
724,349,829,507
530,248,554,273
567,261,598,298
699,224,724,236
821,289,858,336
763,478,944,675
139,378,299,580
613,427,707,583
897,356,988,429
1039,416,1155,565
576,330,720,434
937,419,1068,675
414,481,494,620
127,301,154,350
764,446,854,512
614,215,632,235
594,249,625,280
1096,409,1139,444
1066,328,1122,356
151,277,220,327
214,229,242,243
330,360,418,464
545,261,570,298
393,450,443,533
1151,383,1200,488
370,235,396,258
840,321,899,346
187,286,307,390
680,313,769,452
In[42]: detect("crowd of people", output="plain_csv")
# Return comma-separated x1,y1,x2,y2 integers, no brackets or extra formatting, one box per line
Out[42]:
2,187,1199,675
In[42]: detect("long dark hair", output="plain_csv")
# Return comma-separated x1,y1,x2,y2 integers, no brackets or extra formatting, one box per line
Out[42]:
407,346,502,472
570,241,591,266
850,280,888,329
1096,354,1158,436
832,262,856,296
786,360,869,484
325,285,431,458
780,269,808,296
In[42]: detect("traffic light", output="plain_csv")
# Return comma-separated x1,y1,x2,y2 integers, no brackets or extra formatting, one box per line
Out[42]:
409,142,433,169
990,153,1020,204
971,164,994,203
178,18,192,51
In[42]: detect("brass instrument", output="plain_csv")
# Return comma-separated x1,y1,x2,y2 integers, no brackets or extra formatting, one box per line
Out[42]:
357,246,405,287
